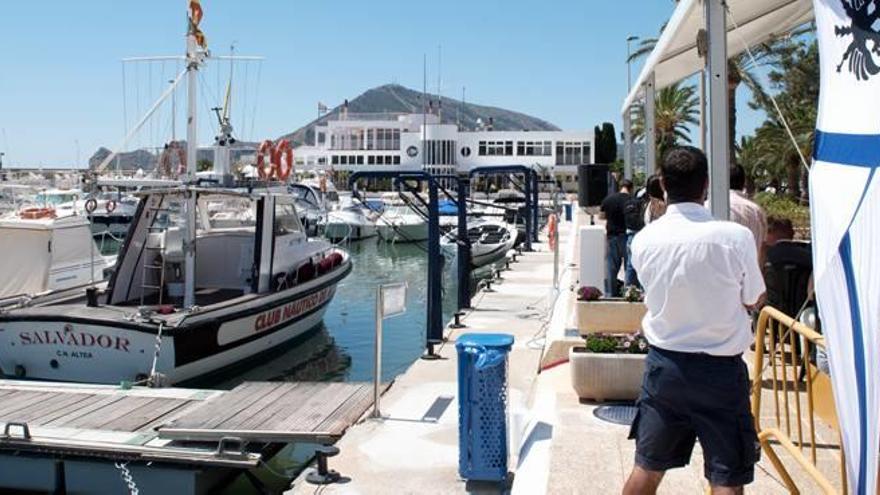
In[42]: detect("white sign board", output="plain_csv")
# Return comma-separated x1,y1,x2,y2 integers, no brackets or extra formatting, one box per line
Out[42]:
380,282,407,318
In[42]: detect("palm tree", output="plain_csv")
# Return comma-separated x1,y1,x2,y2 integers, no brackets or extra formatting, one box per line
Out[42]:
632,82,700,165
626,24,803,166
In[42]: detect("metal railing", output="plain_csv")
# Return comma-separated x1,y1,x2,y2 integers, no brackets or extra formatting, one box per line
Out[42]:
751,306,846,494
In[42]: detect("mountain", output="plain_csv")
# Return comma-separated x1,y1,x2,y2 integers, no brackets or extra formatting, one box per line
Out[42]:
280,84,560,146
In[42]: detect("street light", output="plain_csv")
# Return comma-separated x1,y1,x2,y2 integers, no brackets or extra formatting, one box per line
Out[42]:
626,35,639,92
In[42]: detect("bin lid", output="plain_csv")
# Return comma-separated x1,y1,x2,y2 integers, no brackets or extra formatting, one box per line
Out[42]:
455,333,514,351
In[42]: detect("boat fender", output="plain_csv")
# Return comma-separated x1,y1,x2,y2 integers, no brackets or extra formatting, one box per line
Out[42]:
317,256,334,275
327,252,343,268
106,199,117,214
297,262,316,284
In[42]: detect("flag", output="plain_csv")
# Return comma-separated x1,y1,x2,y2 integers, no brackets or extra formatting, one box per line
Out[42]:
318,102,329,115
811,1,880,493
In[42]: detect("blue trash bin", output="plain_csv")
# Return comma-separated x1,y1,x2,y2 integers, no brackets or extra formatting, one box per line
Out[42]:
563,202,573,222
456,333,515,482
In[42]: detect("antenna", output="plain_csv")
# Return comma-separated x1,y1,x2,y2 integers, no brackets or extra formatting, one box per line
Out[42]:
437,45,442,121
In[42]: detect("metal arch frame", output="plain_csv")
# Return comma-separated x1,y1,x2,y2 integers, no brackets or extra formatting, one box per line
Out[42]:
468,165,538,252
349,171,443,354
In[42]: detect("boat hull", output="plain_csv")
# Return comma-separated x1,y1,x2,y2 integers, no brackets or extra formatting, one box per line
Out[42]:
377,223,428,243
324,221,377,241
0,263,350,385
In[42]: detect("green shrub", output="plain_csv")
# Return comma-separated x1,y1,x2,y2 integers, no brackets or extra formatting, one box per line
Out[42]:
754,192,810,232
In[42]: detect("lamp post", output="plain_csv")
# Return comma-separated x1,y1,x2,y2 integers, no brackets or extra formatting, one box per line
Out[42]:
626,35,639,92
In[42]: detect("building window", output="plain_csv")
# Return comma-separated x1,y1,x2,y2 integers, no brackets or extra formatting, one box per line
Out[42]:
331,155,339,165
478,141,514,156
517,140,553,156
555,141,591,165
357,156,364,165
393,155,401,165
368,156,375,165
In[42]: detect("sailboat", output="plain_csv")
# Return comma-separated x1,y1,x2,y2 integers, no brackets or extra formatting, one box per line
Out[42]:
0,2,351,385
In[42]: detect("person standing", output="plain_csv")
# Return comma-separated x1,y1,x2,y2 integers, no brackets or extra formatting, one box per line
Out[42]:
600,179,633,297
624,147,765,495
729,164,767,255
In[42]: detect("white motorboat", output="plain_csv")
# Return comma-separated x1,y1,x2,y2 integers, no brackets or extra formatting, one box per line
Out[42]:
74,192,140,237
324,198,378,241
441,219,517,268
289,183,328,237
0,188,351,384
0,208,114,304
376,193,428,243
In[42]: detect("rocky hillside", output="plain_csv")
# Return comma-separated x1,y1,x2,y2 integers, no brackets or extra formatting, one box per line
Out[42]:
280,83,560,146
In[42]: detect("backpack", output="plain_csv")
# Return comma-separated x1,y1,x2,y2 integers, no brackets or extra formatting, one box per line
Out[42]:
623,195,646,232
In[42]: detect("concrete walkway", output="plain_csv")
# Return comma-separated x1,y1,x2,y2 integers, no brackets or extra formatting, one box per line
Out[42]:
288,223,565,495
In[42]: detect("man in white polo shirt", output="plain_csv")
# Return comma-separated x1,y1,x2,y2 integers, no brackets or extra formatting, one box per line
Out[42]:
623,146,766,495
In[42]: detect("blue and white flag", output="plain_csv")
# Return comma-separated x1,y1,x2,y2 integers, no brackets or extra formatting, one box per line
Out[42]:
811,1,880,492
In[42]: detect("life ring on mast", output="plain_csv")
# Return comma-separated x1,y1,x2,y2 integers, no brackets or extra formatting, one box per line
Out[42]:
20,207,56,220
548,213,558,250
256,139,276,179
84,198,98,214
106,199,117,214
159,142,186,177
272,139,293,181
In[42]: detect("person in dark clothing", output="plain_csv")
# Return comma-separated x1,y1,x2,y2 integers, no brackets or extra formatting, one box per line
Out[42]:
600,179,633,296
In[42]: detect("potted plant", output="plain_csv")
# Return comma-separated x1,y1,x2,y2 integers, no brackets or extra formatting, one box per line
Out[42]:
575,285,647,334
570,332,648,402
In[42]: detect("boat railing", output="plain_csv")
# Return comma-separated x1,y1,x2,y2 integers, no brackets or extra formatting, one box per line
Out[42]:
751,306,845,494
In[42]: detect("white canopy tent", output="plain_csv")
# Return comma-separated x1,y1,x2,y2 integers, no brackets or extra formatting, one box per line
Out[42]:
621,0,813,217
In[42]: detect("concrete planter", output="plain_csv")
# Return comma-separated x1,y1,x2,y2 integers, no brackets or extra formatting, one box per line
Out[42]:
569,347,646,402
575,300,647,335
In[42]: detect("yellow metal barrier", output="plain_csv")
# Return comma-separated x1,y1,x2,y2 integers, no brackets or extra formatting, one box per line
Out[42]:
751,306,846,494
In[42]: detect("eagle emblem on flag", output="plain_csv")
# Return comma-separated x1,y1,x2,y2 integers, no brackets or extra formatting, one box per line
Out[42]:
835,0,880,79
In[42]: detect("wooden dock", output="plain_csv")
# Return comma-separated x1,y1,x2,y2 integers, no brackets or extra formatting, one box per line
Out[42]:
0,379,375,494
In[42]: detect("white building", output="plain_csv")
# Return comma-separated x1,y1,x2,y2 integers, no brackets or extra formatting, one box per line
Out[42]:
293,112,593,191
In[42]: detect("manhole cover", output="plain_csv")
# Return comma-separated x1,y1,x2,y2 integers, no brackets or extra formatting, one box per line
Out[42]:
593,403,638,425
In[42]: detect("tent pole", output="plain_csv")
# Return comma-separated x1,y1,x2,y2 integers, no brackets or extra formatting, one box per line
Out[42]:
623,108,633,180
644,73,657,177
705,0,730,220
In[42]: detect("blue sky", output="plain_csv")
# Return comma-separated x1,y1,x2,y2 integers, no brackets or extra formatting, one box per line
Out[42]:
0,0,766,167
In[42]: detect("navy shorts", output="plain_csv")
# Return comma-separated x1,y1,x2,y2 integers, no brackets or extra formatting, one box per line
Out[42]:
629,346,760,487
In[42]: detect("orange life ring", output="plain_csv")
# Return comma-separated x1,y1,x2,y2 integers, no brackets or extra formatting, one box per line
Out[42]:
106,199,117,214
548,213,558,250
256,139,275,179
84,198,98,214
20,207,56,220
272,139,293,181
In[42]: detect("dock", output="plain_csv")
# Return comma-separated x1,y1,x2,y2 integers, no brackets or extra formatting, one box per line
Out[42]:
0,379,374,494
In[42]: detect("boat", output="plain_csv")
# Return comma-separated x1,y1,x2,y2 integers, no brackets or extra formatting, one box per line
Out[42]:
0,2,351,386
324,198,378,241
441,218,517,268
74,191,140,237
289,183,328,237
376,192,428,243
0,208,114,305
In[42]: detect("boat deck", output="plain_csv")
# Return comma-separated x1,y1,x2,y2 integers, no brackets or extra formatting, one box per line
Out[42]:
0,379,373,470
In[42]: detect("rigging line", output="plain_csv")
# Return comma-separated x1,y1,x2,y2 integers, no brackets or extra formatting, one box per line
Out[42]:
724,3,810,173
149,61,154,149
197,72,220,137
121,62,129,140
135,62,141,150
242,60,250,141
249,61,263,141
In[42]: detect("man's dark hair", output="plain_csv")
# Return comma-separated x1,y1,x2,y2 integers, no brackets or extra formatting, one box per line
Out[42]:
660,146,708,203
729,163,746,191
646,175,664,200
619,179,634,192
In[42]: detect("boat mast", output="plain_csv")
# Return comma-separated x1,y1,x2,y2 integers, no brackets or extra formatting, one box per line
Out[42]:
183,0,206,309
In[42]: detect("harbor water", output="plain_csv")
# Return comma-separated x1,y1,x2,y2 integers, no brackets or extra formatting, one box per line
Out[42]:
210,236,473,492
